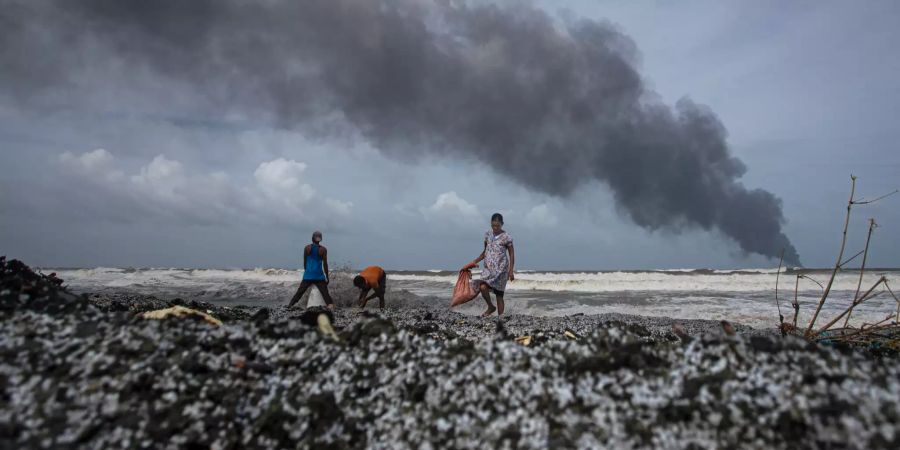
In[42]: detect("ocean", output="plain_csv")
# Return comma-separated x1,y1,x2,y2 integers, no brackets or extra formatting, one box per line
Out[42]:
48,266,900,329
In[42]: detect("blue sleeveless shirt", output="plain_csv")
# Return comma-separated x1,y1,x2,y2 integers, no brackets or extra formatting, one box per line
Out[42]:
303,244,326,281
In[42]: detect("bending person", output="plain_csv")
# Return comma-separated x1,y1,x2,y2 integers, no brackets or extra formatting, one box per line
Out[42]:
354,265,387,309
288,230,335,310
468,213,515,317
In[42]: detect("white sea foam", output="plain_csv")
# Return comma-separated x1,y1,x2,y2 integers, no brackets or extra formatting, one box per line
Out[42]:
49,266,900,329
52,267,302,288
388,270,889,293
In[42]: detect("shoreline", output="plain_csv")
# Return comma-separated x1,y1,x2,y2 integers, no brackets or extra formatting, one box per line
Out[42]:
48,265,900,331
3,258,899,449
87,288,769,338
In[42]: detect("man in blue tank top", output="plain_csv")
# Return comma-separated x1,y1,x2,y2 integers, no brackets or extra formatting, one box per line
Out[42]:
288,230,335,310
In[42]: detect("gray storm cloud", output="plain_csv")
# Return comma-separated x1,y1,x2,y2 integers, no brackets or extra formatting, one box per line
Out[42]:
0,0,801,265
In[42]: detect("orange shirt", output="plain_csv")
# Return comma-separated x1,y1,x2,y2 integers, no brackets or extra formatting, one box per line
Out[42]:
359,266,385,289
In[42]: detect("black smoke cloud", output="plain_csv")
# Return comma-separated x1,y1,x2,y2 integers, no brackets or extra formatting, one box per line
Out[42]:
0,0,801,265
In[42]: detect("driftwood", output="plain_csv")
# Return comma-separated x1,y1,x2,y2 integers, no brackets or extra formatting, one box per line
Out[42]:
805,175,856,335
780,176,899,352
815,276,886,335
791,275,800,328
774,248,785,330
843,219,876,327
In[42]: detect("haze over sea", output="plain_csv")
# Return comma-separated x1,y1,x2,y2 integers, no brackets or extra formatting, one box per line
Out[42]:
49,266,900,329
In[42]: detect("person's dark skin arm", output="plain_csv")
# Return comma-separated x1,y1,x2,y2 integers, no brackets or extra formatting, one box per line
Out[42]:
321,246,329,283
358,287,371,307
364,288,382,302
507,244,515,281
470,241,487,266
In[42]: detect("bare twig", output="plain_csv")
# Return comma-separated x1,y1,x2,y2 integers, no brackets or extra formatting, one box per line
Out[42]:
775,248,785,326
792,275,800,328
816,276,886,335
885,281,900,323
838,249,865,268
806,175,856,335
824,323,897,341
853,189,899,205
856,285,888,304
870,315,894,328
844,219,877,327
799,274,825,290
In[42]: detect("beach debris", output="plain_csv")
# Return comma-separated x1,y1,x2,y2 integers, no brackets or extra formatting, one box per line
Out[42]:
46,272,64,286
348,316,395,340
777,176,900,353
514,335,532,346
494,319,509,339
141,305,223,326
298,306,334,327
720,320,736,336
5,257,900,448
564,329,579,340
1,257,89,316
251,307,270,323
843,218,878,327
779,322,797,335
774,248,786,330
317,313,340,341
671,323,690,342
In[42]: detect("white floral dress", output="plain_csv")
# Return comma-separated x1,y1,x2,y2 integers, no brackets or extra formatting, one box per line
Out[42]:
474,230,513,293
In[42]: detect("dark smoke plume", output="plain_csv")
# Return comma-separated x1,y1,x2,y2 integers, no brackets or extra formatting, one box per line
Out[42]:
0,0,801,265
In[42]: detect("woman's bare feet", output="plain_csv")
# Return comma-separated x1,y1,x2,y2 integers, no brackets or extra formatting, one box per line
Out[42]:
481,305,496,317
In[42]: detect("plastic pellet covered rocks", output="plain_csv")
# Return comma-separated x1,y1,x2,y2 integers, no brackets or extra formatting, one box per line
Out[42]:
2,257,899,449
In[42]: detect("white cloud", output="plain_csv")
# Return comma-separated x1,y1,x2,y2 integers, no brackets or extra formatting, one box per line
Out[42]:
134,155,183,183
253,158,315,203
324,198,354,216
58,148,124,182
130,155,186,201
59,148,113,170
250,158,351,223
524,204,558,228
57,150,351,227
420,191,481,227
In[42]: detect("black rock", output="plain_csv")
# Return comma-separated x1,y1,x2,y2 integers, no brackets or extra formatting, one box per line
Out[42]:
298,307,333,327
252,307,270,323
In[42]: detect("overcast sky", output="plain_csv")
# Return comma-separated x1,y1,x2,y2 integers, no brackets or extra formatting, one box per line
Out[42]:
1,0,898,270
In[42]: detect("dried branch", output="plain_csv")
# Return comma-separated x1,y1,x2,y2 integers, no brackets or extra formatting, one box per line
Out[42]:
838,249,865,268
775,248,785,327
815,320,899,344
866,315,894,329
853,189,899,205
815,276,886,335
844,219,877,327
884,281,900,323
799,274,825,290
792,275,800,328
806,175,856,335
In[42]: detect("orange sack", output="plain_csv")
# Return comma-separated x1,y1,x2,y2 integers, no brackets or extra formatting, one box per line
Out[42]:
450,269,478,307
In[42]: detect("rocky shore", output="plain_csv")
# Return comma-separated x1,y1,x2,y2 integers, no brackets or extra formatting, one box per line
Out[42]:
2,257,899,449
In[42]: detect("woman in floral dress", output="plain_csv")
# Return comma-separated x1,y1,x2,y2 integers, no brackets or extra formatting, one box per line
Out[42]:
469,213,515,317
